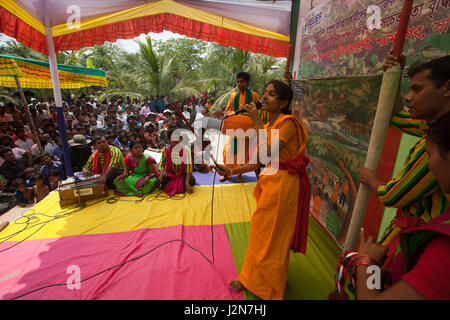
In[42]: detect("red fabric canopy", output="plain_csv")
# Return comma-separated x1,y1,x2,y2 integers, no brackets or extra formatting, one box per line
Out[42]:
53,13,290,57
0,7,48,54
0,1,290,57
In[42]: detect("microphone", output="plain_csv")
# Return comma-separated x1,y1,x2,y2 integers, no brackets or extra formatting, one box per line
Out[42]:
223,101,262,119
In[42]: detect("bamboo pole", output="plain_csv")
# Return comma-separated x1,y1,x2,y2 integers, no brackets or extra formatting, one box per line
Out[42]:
343,0,413,251
13,75,44,154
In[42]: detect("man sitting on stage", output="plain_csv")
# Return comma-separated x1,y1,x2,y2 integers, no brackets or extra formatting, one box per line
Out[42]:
82,136,124,189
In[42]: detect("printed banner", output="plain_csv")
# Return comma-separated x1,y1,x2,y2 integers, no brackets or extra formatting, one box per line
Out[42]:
291,75,383,246
298,0,450,78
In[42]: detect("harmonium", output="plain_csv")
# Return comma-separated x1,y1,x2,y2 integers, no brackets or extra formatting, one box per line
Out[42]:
57,174,109,207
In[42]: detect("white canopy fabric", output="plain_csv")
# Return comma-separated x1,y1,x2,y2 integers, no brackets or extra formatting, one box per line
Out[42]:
1,0,293,57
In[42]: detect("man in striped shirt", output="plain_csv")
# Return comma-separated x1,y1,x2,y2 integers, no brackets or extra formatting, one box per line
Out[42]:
358,55,450,252
83,136,124,189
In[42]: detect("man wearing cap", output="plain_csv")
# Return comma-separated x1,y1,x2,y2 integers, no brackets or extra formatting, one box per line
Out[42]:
68,134,93,174
83,136,124,189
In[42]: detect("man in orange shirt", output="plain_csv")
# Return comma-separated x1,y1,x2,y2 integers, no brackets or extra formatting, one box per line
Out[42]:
221,72,263,182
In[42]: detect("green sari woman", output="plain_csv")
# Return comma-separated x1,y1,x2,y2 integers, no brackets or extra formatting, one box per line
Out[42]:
114,141,158,197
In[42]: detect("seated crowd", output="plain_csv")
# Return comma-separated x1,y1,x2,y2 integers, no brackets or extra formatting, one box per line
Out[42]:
0,93,213,211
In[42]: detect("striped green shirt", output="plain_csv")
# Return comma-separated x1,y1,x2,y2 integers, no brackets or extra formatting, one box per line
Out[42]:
83,145,125,173
378,111,449,244
158,145,193,174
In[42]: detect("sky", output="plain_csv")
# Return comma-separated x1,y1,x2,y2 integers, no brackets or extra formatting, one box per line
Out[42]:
115,31,185,53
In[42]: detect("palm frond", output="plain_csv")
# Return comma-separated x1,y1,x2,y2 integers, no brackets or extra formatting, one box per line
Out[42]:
210,88,237,112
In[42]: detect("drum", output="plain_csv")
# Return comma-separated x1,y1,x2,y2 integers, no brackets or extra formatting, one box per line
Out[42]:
221,114,255,135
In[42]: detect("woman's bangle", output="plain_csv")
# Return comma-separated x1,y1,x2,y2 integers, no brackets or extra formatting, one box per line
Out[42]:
356,255,379,268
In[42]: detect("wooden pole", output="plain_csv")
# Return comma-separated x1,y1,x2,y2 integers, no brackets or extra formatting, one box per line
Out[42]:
13,75,44,154
284,44,293,79
343,0,414,251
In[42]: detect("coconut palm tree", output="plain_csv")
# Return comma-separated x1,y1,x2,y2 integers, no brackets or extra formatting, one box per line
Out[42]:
0,38,47,60
0,87,20,105
135,35,176,98
201,44,286,111
56,49,88,66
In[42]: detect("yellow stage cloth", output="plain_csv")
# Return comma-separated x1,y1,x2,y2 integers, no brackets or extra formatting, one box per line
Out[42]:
7,183,257,241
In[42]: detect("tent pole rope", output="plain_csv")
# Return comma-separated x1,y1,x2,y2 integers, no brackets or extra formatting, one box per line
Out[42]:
13,75,44,154
343,0,414,251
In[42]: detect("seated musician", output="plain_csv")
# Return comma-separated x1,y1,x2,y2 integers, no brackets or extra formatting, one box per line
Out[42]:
82,136,124,189
157,126,195,195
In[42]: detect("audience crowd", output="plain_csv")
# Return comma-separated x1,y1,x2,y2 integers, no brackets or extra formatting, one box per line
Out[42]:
0,93,213,211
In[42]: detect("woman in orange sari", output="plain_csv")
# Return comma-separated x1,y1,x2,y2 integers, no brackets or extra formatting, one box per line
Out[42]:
215,80,310,300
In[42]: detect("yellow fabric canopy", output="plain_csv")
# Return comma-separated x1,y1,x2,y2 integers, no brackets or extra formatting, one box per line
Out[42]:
0,54,108,89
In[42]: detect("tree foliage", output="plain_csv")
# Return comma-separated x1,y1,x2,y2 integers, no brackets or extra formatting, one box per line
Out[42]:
0,33,287,107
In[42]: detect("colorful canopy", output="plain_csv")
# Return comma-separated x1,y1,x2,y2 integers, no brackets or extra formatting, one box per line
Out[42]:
0,0,292,57
0,54,107,89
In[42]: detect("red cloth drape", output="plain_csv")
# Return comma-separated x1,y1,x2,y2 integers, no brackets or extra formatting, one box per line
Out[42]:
279,154,311,254
0,8,288,57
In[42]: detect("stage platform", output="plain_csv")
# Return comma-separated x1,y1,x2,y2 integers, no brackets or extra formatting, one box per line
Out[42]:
0,171,341,300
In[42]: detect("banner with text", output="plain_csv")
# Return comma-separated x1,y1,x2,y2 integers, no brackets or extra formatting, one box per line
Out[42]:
298,0,449,79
